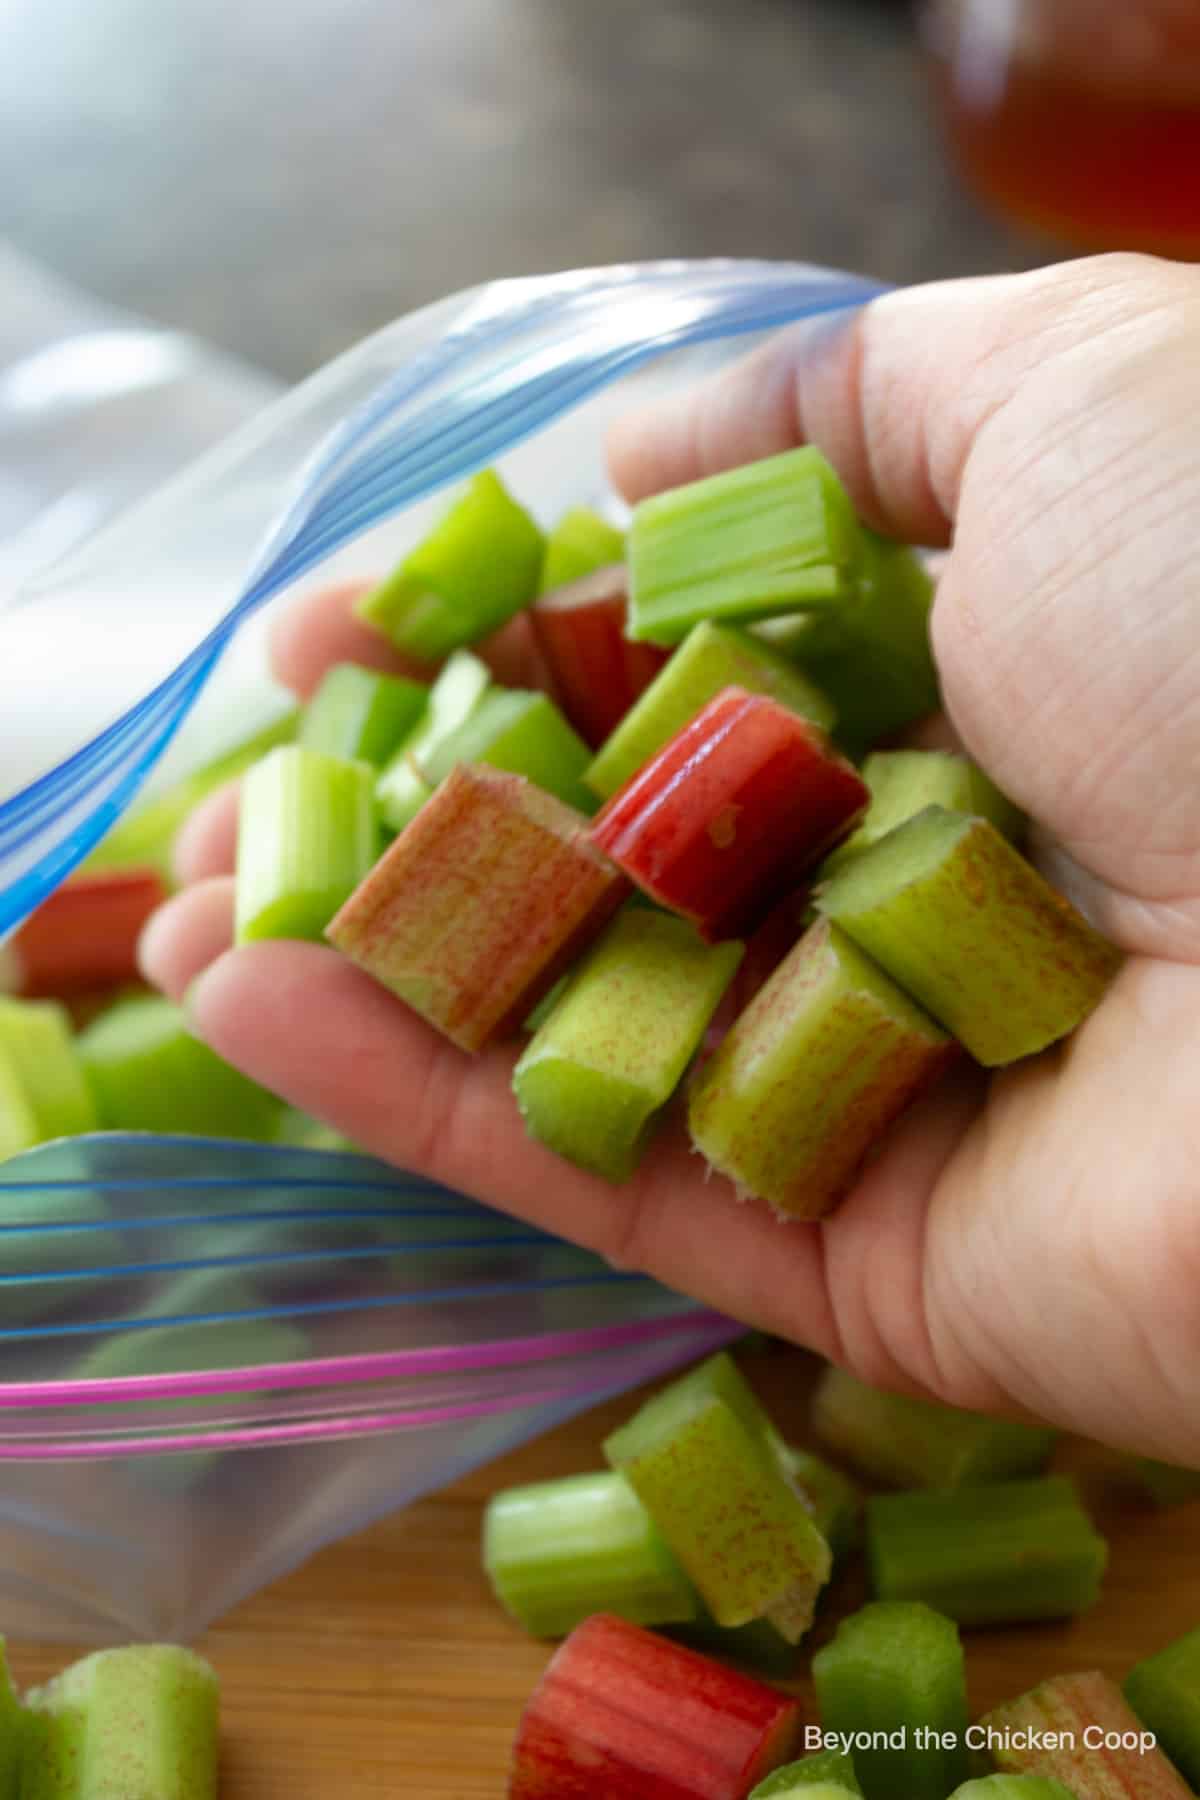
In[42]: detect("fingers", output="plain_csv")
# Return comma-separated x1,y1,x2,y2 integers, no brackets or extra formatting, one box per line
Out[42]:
173,778,240,885
607,255,1169,543
269,580,437,699
138,876,235,1001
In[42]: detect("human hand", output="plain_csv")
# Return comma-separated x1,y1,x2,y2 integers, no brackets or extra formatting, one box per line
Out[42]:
139,252,1200,1463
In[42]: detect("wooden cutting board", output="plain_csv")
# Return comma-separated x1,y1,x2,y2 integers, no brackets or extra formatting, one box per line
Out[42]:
10,1348,1199,1797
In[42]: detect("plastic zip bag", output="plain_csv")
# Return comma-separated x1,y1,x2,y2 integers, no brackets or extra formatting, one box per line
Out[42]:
0,257,883,934
0,1136,738,1640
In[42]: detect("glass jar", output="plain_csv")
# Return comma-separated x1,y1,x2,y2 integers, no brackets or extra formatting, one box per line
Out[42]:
921,0,1200,257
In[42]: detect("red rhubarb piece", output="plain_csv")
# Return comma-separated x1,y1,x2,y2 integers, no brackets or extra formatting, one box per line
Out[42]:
508,1613,802,1800
327,765,628,1053
0,868,169,1000
530,564,671,748
588,687,868,941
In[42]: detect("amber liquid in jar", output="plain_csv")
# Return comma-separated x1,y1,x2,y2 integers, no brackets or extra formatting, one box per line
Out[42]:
924,0,1200,257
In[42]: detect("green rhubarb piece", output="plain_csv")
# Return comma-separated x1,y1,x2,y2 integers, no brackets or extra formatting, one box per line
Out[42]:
355,468,544,659
1123,1458,1200,1507
483,1470,699,1638
604,1376,832,1642
812,1601,969,1800
822,751,1024,876
584,619,836,800
626,446,862,645
950,1779,1077,1800
752,1766,862,1800
419,687,595,813
539,505,626,592
375,650,492,832
763,530,939,756
83,707,300,881
0,1640,22,1800
1126,1627,1200,1789
777,1443,862,1561
235,744,379,944
22,1644,219,1800
298,662,428,766
817,807,1122,1066
751,1781,860,1800
513,909,742,1180
0,1056,38,1163
811,1365,1057,1489
675,1609,800,1678
867,1476,1108,1624
0,999,97,1143
689,918,951,1219
76,995,281,1141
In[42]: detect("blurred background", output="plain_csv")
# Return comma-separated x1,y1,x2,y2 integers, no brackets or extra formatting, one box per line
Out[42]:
0,0,1062,382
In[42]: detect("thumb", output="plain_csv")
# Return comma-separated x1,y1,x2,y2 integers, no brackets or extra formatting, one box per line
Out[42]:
608,252,1177,544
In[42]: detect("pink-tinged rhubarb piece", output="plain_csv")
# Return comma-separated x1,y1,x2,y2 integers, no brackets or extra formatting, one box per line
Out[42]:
0,868,169,1000
978,1672,1191,1800
530,564,671,749
588,688,868,942
508,1612,803,1800
327,765,627,1053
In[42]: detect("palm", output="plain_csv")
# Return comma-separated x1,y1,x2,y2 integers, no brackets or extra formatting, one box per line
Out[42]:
142,251,1200,1464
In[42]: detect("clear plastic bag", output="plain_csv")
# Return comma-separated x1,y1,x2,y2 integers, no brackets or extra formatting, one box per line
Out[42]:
0,253,883,1642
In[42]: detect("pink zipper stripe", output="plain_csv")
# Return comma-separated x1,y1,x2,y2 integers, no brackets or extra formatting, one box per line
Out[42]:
0,1322,739,1461
0,1309,737,1410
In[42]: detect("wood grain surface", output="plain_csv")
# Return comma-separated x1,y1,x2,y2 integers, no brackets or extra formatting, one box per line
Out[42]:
10,1348,1199,1797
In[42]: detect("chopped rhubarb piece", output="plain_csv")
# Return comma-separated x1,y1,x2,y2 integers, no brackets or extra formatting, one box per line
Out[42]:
327,765,628,1053
689,920,953,1219
867,1477,1108,1624
978,1672,1192,1800
626,446,862,645
588,688,868,941
604,1367,832,1642
812,1602,969,1800
1,868,168,1000
530,564,669,748
817,807,1123,1066
1126,1628,1200,1790
539,506,626,592
508,1612,802,1799
585,620,834,803
821,750,1024,877
811,1364,1057,1489
484,1470,699,1639
751,1755,861,1799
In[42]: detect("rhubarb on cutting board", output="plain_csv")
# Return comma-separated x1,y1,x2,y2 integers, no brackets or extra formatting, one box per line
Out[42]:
234,744,379,945
816,806,1122,1066
810,1365,1057,1489
867,1476,1108,1624
812,1602,970,1800
977,1672,1192,1800
529,563,668,749
327,765,627,1053
22,1644,220,1800
625,446,862,644
588,687,868,942
688,918,953,1219
513,908,742,1180
507,1612,802,1800
603,1356,832,1642
584,618,835,802
356,468,545,660
483,1470,699,1639
750,1750,863,1798
1125,1626,1200,1790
